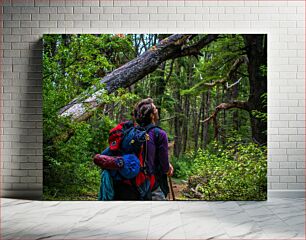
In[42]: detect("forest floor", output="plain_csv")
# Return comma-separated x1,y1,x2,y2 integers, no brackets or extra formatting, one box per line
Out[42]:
44,178,188,201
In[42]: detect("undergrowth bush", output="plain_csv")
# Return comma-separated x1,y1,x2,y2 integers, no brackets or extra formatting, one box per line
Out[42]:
43,115,114,200
172,134,267,200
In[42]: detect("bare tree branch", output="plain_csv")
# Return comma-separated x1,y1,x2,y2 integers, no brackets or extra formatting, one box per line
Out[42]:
201,101,250,139
160,116,176,122
226,77,242,89
172,34,220,58
202,101,250,124
182,55,248,95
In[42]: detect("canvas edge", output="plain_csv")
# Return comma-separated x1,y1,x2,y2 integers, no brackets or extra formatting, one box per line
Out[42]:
1,190,304,200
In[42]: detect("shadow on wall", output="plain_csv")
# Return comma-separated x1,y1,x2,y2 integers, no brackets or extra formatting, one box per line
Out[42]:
2,39,44,200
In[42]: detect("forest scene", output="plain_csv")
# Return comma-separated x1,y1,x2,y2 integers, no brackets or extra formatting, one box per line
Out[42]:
43,34,267,201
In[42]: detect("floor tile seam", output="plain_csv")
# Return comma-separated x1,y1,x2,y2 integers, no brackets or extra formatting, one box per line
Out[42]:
238,204,295,236
224,224,266,239
223,216,265,237
54,211,93,240
203,204,233,239
266,204,304,231
145,204,153,240
147,207,185,239
178,204,193,240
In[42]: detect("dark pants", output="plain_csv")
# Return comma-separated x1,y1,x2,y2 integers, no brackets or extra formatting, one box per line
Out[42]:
113,181,139,200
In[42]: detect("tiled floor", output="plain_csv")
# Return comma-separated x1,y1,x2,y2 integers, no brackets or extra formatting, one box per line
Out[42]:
1,198,305,239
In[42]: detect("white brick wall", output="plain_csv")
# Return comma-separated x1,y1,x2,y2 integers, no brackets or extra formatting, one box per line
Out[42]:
1,0,305,199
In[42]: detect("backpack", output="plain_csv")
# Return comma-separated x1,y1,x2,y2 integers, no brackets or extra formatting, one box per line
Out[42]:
104,121,162,200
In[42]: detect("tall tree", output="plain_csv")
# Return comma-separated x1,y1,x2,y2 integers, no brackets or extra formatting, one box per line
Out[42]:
59,34,219,121
203,35,267,145
243,34,267,144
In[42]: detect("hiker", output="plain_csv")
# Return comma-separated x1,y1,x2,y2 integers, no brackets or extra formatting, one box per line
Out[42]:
94,98,173,200
133,98,174,200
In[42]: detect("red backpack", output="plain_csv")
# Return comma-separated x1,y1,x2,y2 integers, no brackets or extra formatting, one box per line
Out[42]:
107,121,160,200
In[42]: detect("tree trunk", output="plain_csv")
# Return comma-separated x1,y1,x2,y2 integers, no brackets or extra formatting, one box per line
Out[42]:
243,34,267,145
155,61,166,124
181,62,192,153
199,93,204,149
193,96,200,150
232,80,239,131
221,86,226,144
59,34,219,121
174,91,183,158
215,85,221,140
182,96,189,153
203,90,210,148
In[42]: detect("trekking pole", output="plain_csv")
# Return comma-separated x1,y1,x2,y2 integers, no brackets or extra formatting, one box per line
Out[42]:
167,141,175,200
168,176,176,201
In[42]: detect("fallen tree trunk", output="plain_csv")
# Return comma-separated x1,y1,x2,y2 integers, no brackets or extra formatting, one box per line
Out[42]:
59,34,219,121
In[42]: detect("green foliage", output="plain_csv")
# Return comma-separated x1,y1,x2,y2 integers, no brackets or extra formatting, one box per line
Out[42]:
180,76,221,96
43,34,136,200
251,93,267,122
43,115,114,200
182,35,248,96
259,65,267,77
173,132,267,200
171,152,195,179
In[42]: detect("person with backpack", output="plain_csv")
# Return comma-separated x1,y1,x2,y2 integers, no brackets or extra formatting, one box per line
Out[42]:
133,98,174,200
93,98,173,200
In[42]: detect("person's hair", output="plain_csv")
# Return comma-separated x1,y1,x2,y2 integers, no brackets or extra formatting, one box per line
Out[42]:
134,98,155,127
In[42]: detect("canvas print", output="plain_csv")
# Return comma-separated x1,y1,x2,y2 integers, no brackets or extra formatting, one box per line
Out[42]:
43,34,267,200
